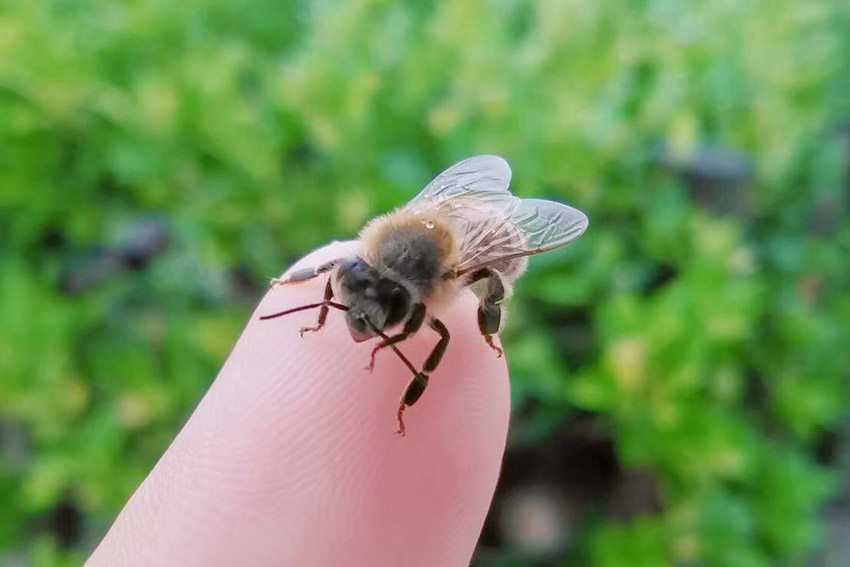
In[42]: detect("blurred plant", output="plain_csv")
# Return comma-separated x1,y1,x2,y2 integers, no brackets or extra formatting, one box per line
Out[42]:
0,0,847,565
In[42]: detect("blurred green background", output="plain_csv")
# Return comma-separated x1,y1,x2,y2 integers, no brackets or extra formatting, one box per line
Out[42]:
1,0,848,565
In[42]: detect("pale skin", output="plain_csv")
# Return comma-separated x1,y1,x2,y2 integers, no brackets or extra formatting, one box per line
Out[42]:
86,241,511,567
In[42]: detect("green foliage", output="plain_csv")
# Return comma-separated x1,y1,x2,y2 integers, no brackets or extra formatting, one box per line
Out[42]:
1,0,847,564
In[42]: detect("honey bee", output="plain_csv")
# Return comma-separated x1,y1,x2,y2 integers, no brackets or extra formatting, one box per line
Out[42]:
261,156,588,435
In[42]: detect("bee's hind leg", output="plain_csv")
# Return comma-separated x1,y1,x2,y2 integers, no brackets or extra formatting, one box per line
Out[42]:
475,269,505,357
270,258,342,287
396,317,450,436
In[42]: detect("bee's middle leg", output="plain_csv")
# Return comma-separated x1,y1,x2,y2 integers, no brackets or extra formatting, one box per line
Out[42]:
366,303,426,371
396,317,450,436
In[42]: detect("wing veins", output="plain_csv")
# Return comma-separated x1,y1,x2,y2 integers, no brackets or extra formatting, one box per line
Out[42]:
402,156,588,280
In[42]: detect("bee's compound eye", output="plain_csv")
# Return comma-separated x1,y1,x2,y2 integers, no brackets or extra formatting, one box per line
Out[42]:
386,287,411,327
339,258,375,292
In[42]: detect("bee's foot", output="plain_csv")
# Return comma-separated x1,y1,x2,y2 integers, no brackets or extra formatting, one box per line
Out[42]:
395,404,407,437
299,325,322,337
484,336,503,358
365,352,378,373
269,277,287,288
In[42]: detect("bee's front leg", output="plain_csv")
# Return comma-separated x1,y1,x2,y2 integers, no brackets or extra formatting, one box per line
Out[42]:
366,303,426,372
259,277,347,323
298,279,335,336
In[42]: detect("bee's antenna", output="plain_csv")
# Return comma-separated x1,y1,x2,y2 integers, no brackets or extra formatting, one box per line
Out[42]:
259,301,348,320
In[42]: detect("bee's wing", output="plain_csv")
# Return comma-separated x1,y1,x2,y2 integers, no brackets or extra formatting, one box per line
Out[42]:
452,198,589,278
404,155,513,213
404,155,588,279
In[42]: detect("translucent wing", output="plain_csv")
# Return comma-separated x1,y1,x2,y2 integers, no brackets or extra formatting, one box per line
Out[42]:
404,156,589,280
404,155,513,213
451,198,588,278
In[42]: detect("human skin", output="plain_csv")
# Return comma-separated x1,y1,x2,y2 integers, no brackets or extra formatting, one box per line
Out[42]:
86,241,511,567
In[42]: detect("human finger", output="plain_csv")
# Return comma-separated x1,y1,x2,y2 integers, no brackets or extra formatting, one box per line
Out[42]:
86,240,511,566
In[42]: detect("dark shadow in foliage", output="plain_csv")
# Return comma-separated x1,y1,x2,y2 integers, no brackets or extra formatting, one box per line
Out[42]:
60,217,171,295
657,144,754,216
477,415,662,564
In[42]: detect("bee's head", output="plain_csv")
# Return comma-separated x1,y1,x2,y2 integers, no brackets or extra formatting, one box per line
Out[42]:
337,258,411,342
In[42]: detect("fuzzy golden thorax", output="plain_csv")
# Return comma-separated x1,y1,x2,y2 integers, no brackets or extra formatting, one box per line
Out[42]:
358,210,461,302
